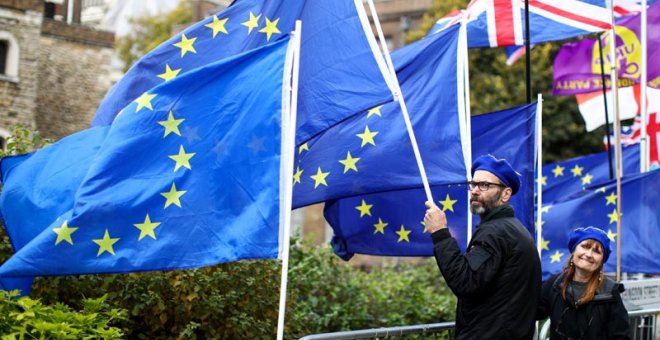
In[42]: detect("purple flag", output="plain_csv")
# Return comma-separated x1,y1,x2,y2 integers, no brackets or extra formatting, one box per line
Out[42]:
553,2,660,96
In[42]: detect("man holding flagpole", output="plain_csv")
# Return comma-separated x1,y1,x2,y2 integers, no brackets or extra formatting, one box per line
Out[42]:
424,154,541,339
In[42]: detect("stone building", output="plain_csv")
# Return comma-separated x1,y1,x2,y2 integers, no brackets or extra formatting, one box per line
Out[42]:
0,0,114,146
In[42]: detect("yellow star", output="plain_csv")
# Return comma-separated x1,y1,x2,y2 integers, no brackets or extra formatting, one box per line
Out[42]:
540,205,552,214
157,64,181,81
241,11,261,34
356,125,378,147
571,164,584,177
168,145,195,172
161,183,187,208
607,209,621,224
535,219,545,229
367,105,383,118
93,229,120,256
52,220,78,246
537,175,547,186
135,92,157,112
298,143,309,154
550,250,563,263
310,167,329,188
605,229,617,242
581,173,593,185
259,17,281,41
438,194,457,212
540,237,550,251
205,15,229,38
293,167,303,185
605,192,617,206
173,33,197,57
134,214,161,241
420,221,428,233
552,165,565,177
158,111,184,137
373,218,388,234
339,151,360,173
355,199,373,217
396,225,412,243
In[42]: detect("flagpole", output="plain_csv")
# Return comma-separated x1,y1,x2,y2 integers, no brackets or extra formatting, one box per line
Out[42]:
640,0,649,172
607,0,623,282
597,37,614,179
524,0,532,104
458,15,473,243
535,94,543,255
276,21,301,340
366,0,434,203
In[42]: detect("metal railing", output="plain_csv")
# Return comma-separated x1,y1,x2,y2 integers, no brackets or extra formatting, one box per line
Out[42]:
301,308,660,340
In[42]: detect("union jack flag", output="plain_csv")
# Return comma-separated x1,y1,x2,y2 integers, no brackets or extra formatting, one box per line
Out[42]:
604,113,660,167
431,0,611,48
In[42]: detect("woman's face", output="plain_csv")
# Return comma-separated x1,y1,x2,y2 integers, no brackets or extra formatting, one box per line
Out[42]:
573,239,604,275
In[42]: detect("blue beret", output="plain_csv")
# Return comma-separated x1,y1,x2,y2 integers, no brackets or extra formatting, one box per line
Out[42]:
471,154,521,195
568,227,611,263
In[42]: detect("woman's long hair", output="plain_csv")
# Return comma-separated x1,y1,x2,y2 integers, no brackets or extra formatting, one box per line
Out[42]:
561,239,605,305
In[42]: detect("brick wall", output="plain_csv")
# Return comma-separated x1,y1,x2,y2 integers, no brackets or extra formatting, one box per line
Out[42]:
0,7,42,131
35,31,114,139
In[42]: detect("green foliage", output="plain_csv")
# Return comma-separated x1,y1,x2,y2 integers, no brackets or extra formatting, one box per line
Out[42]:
116,1,193,72
0,125,51,158
27,240,454,338
0,290,125,339
407,0,608,163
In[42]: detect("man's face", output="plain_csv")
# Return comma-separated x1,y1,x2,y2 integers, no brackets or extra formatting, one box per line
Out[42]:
470,170,505,215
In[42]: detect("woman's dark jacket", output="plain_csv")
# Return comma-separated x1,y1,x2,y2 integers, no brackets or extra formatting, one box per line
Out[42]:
537,273,630,339
431,205,541,340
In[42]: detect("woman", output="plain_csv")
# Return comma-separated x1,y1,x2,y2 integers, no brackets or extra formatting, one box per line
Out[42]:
537,227,630,339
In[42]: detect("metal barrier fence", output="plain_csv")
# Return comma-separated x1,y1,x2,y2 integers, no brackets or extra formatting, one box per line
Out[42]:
301,308,660,340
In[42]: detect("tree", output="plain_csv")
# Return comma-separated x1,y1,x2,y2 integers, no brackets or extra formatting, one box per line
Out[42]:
115,1,193,72
407,0,608,163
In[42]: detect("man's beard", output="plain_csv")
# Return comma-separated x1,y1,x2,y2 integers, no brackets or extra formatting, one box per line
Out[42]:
470,190,502,216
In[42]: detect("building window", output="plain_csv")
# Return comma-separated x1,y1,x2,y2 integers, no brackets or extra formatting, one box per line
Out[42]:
0,32,19,82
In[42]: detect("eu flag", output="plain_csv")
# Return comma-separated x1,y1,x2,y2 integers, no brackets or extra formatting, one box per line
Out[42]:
292,25,463,209
539,169,660,279
325,103,537,259
91,0,393,144
540,145,640,204
0,38,290,277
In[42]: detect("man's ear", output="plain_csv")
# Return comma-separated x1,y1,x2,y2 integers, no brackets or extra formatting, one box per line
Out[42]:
500,187,512,203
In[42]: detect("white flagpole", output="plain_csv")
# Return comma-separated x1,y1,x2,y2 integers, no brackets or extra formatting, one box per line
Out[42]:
276,20,302,340
640,0,649,172
535,94,543,255
608,0,623,282
458,15,474,243
365,0,434,203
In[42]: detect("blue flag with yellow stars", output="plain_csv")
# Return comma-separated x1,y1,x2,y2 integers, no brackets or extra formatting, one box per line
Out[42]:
292,25,463,209
324,103,537,259
0,38,290,278
91,0,393,144
540,145,640,204
539,169,660,279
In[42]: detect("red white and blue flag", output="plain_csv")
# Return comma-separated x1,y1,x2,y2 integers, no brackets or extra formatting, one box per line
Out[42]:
430,0,611,48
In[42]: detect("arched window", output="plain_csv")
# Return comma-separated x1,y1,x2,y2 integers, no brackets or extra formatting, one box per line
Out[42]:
0,31,19,82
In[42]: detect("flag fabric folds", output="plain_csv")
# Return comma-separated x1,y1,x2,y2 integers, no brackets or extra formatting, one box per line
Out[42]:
575,84,660,131
0,38,290,277
324,103,537,259
430,0,611,48
292,25,463,209
91,0,393,144
603,113,660,167
539,169,660,279
553,3,660,96
540,145,640,204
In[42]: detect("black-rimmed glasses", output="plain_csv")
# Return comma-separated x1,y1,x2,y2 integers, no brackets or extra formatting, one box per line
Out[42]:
467,181,506,192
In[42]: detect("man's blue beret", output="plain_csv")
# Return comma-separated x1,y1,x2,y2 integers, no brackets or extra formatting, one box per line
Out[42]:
471,154,521,195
